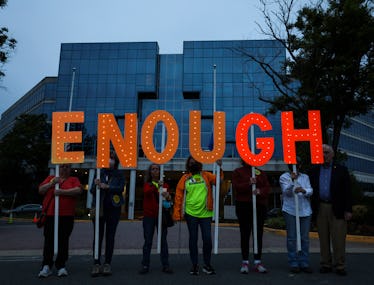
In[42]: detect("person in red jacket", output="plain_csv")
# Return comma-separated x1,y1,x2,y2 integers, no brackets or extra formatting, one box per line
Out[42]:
37,164,82,278
232,159,270,274
139,164,173,274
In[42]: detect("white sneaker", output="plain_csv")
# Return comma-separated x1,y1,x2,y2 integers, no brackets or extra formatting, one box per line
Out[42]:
240,262,249,274
38,265,52,278
57,267,68,277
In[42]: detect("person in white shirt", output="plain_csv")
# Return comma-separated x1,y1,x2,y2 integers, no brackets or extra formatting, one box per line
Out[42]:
279,162,313,274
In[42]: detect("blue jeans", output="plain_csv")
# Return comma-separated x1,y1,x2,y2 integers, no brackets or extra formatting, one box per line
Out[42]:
92,206,121,265
142,216,169,267
185,214,212,266
283,211,311,267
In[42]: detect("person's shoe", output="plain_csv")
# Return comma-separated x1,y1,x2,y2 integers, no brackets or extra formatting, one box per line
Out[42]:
202,265,216,275
138,266,149,274
38,265,52,278
189,265,199,275
240,262,249,274
335,268,347,276
301,267,313,273
162,266,173,274
102,263,112,276
290,266,300,273
57,267,68,277
320,266,332,273
91,264,101,277
254,263,268,273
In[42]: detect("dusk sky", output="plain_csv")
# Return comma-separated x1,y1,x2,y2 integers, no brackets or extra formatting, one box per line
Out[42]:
0,0,305,116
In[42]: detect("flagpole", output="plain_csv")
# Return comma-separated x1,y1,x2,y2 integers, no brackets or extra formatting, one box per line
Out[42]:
251,124,258,254
54,67,76,255
292,164,301,252
212,64,221,254
94,168,101,260
157,123,166,254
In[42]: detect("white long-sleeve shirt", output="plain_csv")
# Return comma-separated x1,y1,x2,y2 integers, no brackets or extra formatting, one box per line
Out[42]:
279,172,313,217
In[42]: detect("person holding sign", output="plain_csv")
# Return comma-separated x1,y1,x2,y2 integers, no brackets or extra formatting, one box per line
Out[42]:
90,152,125,277
139,164,173,274
38,164,81,278
309,144,352,276
173,156,223,276
232,160,270,274
279,161,313,274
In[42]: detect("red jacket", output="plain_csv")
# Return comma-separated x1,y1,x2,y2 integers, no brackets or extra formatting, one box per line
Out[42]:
143,182,170,218
40,175,81,216
232,166,270,206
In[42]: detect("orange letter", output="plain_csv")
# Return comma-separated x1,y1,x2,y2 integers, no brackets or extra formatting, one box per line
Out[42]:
97,113,138,168
189,111,226,164
51,111,85,164
281,110,323,164
141,110,179,164
235,113,274,166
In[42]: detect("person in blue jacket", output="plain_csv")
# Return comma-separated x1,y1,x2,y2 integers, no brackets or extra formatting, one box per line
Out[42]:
90,151,125,277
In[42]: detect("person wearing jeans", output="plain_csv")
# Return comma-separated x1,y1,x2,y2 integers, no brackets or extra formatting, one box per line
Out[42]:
90,152,125,277
279,163,313,273
139,163,172,274
173,156,223,275
232,160,270,274
38,164,81,278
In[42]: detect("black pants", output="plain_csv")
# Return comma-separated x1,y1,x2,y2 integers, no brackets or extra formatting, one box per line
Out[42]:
42,216,74,269
235,201,267,261
92,206,121,265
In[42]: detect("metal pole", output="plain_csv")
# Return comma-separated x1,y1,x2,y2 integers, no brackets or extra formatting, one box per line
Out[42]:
293,164,301,252
54,67,76,255
251,125,258,254
157,124,166,254
128,170,136,219
94,169,101,260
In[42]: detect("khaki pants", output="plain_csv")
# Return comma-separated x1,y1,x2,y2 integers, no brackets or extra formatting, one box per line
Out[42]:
317,203,347,270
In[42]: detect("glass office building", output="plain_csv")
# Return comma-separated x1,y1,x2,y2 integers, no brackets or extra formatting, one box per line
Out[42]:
54,40,285,162
1,40,373,189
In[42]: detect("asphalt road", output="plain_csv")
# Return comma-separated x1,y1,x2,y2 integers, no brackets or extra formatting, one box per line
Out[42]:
1,218,374,285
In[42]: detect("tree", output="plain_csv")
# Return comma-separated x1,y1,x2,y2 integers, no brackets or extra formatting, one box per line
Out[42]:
0,114,51,204
0,0,17,80
238,0,374,154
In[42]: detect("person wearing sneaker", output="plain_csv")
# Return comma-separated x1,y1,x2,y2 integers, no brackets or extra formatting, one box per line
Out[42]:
309,144,352,276
38,164,82,278
90,152,125,277
173,156,223,276
279,160,313,274
139,164,173,275
232,160,270,274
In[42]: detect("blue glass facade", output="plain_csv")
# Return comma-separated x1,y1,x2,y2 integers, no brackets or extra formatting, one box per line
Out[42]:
0,77,57,138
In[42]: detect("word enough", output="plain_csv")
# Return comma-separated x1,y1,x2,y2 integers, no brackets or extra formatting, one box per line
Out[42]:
51,110,324,168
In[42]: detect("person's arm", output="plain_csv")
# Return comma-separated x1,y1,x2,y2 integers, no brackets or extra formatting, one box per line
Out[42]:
172,175,186,221
39,176,56,195
279,173,294,197
55,177,82,197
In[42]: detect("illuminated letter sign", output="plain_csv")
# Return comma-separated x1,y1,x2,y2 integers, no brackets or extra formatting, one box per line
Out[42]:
281,110,323,164
141,110,179,164
235,113,274,167
51,111,85,163
97,113,138,168
189,111,226,164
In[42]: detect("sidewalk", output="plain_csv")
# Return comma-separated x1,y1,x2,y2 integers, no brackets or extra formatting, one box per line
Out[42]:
1,218,374,256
